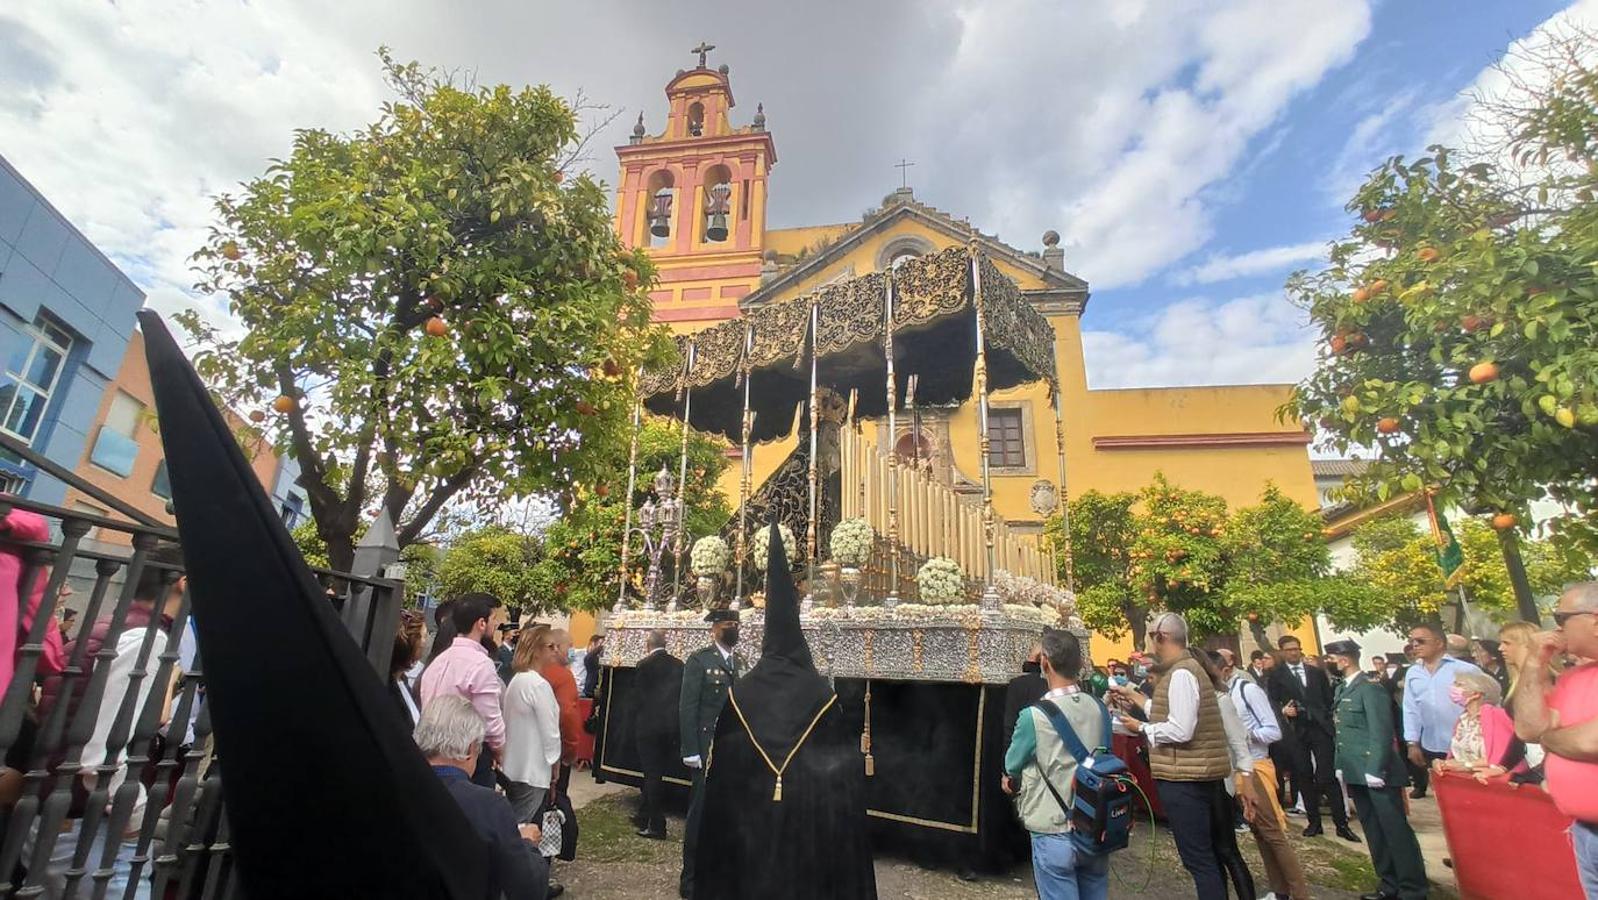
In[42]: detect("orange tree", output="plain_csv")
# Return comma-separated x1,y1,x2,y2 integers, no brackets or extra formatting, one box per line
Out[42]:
180,51,666,570
531,419,730,612
1284,31,1598,618
1053,476,1349,644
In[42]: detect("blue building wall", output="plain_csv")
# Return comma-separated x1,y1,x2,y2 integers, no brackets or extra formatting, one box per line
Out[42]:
0,154,143,504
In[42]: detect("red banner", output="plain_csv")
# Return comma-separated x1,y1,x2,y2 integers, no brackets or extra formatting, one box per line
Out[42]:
1434,771,1583,900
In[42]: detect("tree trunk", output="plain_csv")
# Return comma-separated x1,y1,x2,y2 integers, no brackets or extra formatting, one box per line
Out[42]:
1496,528,1540,624
327,535,357,574
1125,601,1149,651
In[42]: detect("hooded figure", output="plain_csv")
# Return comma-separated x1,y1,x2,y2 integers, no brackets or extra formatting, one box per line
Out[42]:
692,521,877,899
139,311,489,898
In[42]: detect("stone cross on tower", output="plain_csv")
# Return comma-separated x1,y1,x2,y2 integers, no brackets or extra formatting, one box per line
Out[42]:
692,41,716,68
895,158,916,189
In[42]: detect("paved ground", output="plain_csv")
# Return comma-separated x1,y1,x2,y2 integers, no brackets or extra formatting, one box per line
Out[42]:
552,772,1464,899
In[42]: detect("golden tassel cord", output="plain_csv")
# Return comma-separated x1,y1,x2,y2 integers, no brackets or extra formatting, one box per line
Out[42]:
862,679,875,777
729,691,836,804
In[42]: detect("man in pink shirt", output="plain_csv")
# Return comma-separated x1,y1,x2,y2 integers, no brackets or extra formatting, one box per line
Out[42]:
421,593,508,788
1514,581,1598,897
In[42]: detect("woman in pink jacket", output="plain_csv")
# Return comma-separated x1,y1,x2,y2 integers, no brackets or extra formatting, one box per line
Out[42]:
1437,670,1528,782
0,508,65,697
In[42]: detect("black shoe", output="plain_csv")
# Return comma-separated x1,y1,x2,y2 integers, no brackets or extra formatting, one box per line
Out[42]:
637,826,668,840
1301,824,1324,837
1409,789,1426,799
546,884,565,899
1336,826,1361,843
956,868,979,883
1359,892,1396,900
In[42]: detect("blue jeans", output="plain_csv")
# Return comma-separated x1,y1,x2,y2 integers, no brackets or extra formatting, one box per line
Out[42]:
42,820,150,900
1030,832,1109,900
1573,821,1598,899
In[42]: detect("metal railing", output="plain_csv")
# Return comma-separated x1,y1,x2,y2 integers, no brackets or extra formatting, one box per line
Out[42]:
0,481,403,898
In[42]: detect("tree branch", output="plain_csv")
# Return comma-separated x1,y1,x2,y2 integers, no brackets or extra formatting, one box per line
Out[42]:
398,463,480,547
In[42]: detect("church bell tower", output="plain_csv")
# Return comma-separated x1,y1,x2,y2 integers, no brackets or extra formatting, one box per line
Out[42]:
615,43,777,329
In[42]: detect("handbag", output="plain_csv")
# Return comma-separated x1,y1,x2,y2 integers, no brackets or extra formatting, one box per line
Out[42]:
537,786,580,861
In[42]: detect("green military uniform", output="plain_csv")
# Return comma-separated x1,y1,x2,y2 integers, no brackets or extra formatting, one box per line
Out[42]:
679,638,743,898
1335,666,1429,900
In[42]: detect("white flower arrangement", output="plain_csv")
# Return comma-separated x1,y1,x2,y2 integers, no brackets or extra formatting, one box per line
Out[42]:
915,557,967,604
752,523,799,572
690,535,731,577
1002,603,1062,627
829,518,875,567
893,602,980,622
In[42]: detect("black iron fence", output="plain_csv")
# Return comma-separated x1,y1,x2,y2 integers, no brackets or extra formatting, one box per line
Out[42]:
0,472,402,899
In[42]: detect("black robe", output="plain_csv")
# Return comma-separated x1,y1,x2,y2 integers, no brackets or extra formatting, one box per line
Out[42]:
692,521,876,899
694,700,875,899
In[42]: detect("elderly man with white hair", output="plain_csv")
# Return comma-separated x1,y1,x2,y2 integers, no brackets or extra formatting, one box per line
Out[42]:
416,695,553,899
1108,612,1233,900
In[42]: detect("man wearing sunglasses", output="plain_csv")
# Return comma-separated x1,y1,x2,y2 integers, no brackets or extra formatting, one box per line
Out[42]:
1514,582,1598,898
1400,622,1483,799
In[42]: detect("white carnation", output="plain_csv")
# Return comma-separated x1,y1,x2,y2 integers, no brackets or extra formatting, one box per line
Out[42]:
829,518,875,566
752,524,799,572
690,535,731,577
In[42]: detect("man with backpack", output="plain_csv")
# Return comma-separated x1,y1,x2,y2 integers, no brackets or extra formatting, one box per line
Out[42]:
1002,628,1114,900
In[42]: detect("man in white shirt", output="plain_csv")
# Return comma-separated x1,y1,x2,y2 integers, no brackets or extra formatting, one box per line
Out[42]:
1109,613,1232,900
1219,649,1310,900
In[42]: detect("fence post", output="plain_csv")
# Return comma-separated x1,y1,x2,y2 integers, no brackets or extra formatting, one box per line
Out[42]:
349,510,402,675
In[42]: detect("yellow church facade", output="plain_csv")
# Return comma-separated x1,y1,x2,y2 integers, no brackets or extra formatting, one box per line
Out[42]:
614,54,1320,660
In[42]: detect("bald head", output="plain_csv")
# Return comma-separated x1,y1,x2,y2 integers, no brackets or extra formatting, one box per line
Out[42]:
1566,582,1598,612
1559,582,1598,658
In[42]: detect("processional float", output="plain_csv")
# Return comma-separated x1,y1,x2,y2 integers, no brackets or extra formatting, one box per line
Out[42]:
595,244,1090,864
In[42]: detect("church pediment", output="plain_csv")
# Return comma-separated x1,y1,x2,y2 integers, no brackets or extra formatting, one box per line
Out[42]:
748,189,1089,312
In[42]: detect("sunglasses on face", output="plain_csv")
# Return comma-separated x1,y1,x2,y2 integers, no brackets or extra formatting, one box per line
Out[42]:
1554,611,1594,628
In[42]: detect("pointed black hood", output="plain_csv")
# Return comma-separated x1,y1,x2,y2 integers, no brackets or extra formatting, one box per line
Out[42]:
138,311,487,899
729,521,834,762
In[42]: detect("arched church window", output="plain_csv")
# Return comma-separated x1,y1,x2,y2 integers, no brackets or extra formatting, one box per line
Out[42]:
687,102,705,137
893,431,933,465
889,249,919,269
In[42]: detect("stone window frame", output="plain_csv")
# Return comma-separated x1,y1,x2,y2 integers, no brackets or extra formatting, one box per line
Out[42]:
873,234,937,271
986,400,1035,476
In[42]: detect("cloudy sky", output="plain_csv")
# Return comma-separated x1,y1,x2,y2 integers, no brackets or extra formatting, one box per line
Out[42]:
1,0,1591,389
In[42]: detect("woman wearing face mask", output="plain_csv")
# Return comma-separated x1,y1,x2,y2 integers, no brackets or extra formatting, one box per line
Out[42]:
1436,671,1528,783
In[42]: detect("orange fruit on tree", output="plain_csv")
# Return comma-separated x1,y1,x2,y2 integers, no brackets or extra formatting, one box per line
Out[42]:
1329,334,1348,354
425,316,448,337
1417,247,1442,263
1461,314,1489,333
248,410,266,424
273,395,297,414
1370,279,1388,293
220,241,242,261
1376,417,1401,434
1352,286,1371,304
1491,513,1518,531
1468,361,1499,384
623,269,640,290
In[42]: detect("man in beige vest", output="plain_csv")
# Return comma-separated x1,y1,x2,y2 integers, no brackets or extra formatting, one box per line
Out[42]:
1111,612,1231,900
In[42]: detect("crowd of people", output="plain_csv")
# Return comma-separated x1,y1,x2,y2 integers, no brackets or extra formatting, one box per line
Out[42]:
4,482,1597,900
998,583,1598,900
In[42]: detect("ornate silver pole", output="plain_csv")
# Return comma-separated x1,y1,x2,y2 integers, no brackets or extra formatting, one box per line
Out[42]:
669,341,695,611
970,243,1000,612
734,323,754,609
805,297,820,610
884,272,901,608
613,375,644,612
1051,380,1075,593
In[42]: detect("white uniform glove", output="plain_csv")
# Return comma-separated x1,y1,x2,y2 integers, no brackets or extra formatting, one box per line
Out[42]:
1366,774,1385,789
683,755,703,769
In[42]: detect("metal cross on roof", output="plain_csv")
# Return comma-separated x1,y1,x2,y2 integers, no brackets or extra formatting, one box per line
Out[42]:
895,158,916,189
692,41,716,68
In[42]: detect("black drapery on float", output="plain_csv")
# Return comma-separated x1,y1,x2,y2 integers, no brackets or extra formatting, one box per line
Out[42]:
692,521,877,899
139,310,489,899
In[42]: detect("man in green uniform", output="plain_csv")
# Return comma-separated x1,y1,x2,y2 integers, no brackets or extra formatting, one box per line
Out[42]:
678,608,743,899
1327,639,1429,900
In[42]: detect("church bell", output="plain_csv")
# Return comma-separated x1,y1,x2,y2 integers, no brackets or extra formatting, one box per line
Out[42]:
649,188,673,238
705,183,732,242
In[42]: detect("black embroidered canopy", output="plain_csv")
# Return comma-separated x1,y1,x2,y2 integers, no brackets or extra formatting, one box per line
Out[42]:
639,247,1058,443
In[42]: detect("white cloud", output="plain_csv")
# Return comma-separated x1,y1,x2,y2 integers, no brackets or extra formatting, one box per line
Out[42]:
1082,290,1317,388
1,0,1376,335
1173,240,1328,286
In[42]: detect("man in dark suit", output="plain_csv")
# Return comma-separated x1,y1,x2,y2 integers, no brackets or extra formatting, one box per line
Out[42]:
1001,642,1047,741
632,629,683,839
678,609,743,899
1266,635,1358,842
419,695,551,899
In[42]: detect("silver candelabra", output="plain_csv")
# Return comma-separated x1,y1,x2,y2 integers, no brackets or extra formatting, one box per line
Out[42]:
630,467,683,611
